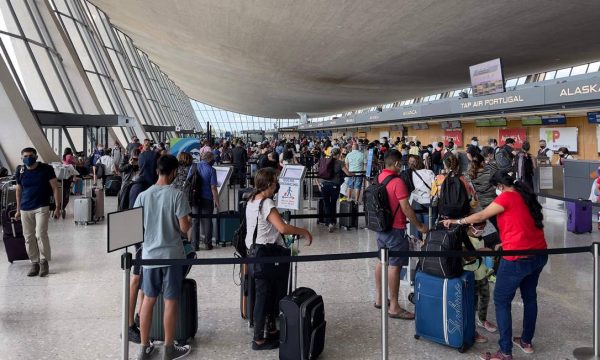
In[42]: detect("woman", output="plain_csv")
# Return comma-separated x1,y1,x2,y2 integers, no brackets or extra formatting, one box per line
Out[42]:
280,149,295,167
173,152,193,191
443,170,548,360
515,141,535,190
431,154,474,220
408,155,435,238
62,147,74,165
320,148,353,232
556,146,574,166
245,168,313,350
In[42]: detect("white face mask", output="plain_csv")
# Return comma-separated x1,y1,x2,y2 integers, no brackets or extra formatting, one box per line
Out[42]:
471,141,478,146
495,188,502,196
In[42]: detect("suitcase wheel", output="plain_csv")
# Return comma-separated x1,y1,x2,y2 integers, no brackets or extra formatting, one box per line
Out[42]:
408,292,415,304
458,344,468,353
414,334,420,340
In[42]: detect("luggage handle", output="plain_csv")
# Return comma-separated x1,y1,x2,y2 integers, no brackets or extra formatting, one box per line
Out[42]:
279,313,287,344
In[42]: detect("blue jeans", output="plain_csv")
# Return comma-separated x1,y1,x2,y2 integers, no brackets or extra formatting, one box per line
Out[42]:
321,181,340,225
493,255,548,355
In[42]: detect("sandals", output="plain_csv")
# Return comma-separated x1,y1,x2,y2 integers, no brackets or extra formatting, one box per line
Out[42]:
373,299,390,309
388,308,415,320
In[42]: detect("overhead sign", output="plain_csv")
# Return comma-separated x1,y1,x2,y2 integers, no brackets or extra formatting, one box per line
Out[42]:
541,114,566,125
588,112,600,124
545,78,600,104
444,129,463,148
539,127,578,152
475,118,507,127
522,116,542,126
499,128,526,149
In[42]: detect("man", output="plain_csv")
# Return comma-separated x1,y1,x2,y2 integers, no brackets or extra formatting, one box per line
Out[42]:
538,139,553,160
187,151,219,250
496,138,516,172
99,148,115,187
232,140,248,187
374,150,428,320
431,142,444,175
14,147,61,277
112,142,123,172
256,145,271,170
137,143,160,190
135,155,192,360
467,136,481,156
345,143,365,202
488,138,501,157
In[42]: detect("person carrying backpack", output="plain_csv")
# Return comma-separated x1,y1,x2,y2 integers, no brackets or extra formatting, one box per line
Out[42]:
318,148,353,232
369,150,428,320
514,141,535,190
495,138,516,172
431,154,474,220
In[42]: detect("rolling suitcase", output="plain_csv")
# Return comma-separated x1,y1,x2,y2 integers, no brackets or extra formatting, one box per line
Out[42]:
338,199,358,230
2,208,28,263
74,198,93,225
414,271,475,353
150,278,198,345
217,211,240,246
92,187,104,221
567,199,592,234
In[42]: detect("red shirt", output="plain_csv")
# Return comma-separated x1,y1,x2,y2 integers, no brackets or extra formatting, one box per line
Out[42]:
493,190,547,260
378,169,409,230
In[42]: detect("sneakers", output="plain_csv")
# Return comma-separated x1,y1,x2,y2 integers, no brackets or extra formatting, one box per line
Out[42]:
27,263,40,277
252,338,279,350
163,344,191,360
39,260,49,277
137,344,155,360
474,332,488,343
328,224,335,233
477,318,498,333
513,337,534,354
128,325,141,344
479,351,513,360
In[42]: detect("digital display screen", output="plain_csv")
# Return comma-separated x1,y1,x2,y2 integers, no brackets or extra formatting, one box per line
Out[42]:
215,168,230,187
469,58,506,97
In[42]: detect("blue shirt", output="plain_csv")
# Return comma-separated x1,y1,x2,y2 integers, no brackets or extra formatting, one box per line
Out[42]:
187,161,218,200
16,163,56,211
134,185,191,268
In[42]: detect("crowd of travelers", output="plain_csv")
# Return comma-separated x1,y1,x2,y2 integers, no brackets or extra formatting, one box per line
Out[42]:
6,131,557,360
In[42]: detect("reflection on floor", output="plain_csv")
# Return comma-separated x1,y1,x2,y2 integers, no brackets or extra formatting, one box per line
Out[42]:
0,197,594,359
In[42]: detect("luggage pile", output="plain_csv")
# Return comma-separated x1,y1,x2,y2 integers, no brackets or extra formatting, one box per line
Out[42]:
74,178,104,225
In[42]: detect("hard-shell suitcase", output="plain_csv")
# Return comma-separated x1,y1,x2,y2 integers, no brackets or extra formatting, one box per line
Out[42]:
74,197,93,225
150,278,198,345
279,287,326,360
567,199,592,234
92,188,104,221
217,211,240,246
414,271,475,353
2,209,28,263
338,199,358,230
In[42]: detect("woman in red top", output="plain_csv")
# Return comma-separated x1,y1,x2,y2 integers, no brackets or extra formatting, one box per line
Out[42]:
443,170,547,360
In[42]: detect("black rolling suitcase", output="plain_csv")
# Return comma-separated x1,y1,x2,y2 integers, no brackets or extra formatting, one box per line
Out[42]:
150,278,198,345
338,199,358,230
2,207,29,263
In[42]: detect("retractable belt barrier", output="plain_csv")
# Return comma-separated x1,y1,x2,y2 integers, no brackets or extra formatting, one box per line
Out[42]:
190,211,365,219
536,192,600,206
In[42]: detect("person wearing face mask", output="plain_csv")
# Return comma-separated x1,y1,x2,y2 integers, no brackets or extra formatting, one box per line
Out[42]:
187,151,219,250
320,148,354,232
244,168,313,350
468,136,481,156
14,147,61,277
537,140,553,160
556,147,574,166
443,170,547,360
134,154,193,360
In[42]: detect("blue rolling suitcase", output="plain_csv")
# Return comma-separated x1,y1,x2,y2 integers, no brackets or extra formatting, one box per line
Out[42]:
414,271,475,353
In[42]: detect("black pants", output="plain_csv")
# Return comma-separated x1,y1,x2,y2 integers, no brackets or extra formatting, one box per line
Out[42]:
253,273,288,341
321,181,340,225
192,199,214,249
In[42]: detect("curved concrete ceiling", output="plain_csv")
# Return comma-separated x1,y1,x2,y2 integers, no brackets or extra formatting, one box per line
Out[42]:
93,0,600,118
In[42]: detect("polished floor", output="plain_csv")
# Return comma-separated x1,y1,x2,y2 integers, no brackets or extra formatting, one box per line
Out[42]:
0,194,594,359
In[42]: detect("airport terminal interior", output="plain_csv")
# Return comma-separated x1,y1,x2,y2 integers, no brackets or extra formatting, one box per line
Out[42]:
1,1,600,359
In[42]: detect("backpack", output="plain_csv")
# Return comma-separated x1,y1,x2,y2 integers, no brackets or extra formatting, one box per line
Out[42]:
364,175,401,232
317,157,335,180
94,163,105,179
417,224,474,278
187,165,203,206
399,169,415,193
233,196,262,258
437,174,470,218
495,147,514,171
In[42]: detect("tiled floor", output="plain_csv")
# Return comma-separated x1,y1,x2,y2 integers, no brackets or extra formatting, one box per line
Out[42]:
0,195,594,359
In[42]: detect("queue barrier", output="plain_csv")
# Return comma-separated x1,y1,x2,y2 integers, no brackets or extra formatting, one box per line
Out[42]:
119,241,600,360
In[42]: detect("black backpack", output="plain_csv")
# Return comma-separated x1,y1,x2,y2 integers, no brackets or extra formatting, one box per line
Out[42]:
437,174,470,218
233,196,262,257
417,224,474,278
399,169,415,193
496,146,514,172
187,165,203,206
364,175,400,232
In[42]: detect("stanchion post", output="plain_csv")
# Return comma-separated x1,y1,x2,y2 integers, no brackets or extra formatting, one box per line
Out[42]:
380,247,389,360
121,251,132,360
574,242,600,359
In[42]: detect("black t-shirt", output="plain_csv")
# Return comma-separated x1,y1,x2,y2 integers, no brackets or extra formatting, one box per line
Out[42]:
329,160,345,185
232,146,248,167
431,150,442,166
16,163,56,211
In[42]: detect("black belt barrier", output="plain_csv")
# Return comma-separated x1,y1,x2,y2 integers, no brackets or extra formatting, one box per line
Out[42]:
190,211,365,219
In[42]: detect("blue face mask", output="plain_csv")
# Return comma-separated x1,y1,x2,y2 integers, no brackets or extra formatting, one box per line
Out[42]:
23,156,37,167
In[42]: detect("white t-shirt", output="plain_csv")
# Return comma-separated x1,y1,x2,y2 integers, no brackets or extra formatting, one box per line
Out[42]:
411,169,436,204
244,198,282,248
99,155,115,175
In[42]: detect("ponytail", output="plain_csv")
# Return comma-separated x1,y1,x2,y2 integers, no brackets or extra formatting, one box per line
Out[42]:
490,170,544,229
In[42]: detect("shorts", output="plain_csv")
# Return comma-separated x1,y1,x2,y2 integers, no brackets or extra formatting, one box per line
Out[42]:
377,228,408,267
347,176,363,190
141,266,183,300
132,243,142,276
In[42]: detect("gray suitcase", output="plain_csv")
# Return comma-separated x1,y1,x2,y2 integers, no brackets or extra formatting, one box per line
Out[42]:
74,197,93,225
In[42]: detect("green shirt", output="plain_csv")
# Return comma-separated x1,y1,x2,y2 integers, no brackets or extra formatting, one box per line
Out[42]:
345,150,365,172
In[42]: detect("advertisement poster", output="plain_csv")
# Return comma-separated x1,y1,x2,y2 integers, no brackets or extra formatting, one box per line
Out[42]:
277,177,301,210
170,138,201,163
499,128,527,148
443,130,463,148
539,127,578,152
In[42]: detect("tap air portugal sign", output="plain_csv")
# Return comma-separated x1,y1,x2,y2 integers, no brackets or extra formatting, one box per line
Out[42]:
539,127,578,152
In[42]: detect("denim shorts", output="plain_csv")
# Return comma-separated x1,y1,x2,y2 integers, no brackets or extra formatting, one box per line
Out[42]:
377,228,408,267
347,176,363,189
142,266,183,300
